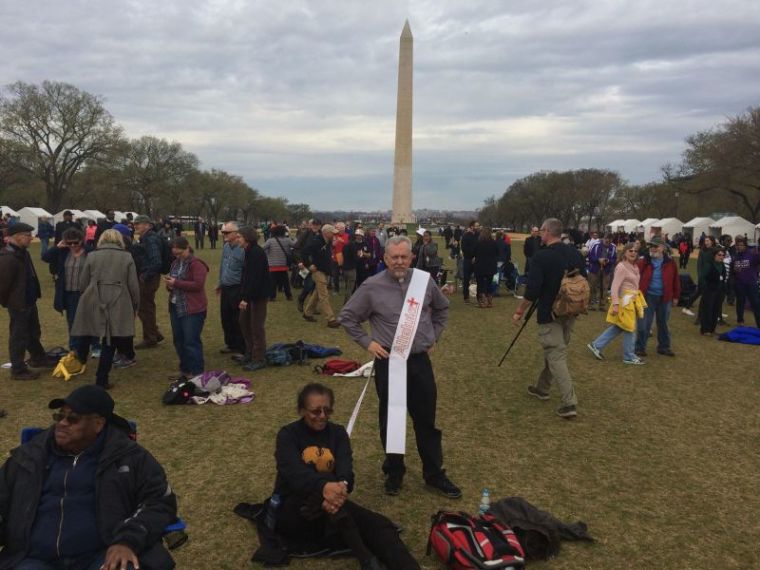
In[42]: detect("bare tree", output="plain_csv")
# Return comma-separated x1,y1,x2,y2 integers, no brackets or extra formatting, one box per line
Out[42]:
0,81,123,211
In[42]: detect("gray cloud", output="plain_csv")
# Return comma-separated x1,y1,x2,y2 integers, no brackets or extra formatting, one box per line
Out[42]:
2,0,759,210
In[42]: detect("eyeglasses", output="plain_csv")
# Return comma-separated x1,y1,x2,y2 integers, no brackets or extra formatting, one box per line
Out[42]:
305,406,333,417
66,241,81,246
52,411,91,424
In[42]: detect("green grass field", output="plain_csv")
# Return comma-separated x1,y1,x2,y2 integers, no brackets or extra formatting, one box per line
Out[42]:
1,239,758,569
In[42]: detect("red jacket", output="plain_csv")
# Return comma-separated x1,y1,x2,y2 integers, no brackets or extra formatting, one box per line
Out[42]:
637,255,681,303
167,256,209,314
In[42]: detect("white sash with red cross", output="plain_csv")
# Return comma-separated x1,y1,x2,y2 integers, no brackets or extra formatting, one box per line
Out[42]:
386,268,430,455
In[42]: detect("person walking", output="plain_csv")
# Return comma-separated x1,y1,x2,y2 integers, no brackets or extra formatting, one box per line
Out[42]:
302,224,340,328
296,219,321,312
263,224,295,301
217,221,246,355
238,226,272,372
698,248,727,336
416,230,442,282
473,227,498,308
587,233,616,311
70,230,140,389
634,237,681,357
0,223,49,380
165,237,209,380
133,215,165,349
511,218,586,419
341,230,360,302
37,216,54,257
42,228,100,355
587,243,646,364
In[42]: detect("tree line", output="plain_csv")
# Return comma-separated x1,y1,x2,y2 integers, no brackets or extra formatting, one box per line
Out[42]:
479,106,760,229
0,80,312,224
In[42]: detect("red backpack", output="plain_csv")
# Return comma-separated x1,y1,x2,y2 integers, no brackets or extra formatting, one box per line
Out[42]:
427,511,525,570
313,359,361,375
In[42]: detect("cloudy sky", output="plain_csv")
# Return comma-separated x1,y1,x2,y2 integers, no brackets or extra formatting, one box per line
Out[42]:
2,0,759,210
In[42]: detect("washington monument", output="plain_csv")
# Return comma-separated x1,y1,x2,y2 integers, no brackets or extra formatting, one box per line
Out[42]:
391,20,414,224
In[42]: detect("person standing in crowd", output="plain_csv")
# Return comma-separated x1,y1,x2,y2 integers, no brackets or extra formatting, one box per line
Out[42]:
133,215,165,349
442,225,453,249
682,235,716,317
339,236,462,499
157,220,174,243
54,210,82,243
365,228,383,275
352,229,373,290
587,243,645,364
193,217,207,250
460,221,480,303
584,230,600,252
376,221,388,251
269,383,420,570
494,230,512,286
94,209,118,241
512,218,586,419
473,227,498,308
678,237,691,270
731,236,760,327
331,222,348,294
341,228,361,302
208,222,219,249
587,233,617,312
296,219,322,312
0,223,49,380
634,236,681,358
37,216,54,256
70,229,140,389
699,248,728,336
165,236,209,380
263,224,295,301
416,230,442,282
720,235,736,308
302,224,340,328
523,226,542,273
42,228,100,356
217,221,246,356
85,219,98,248
238,226,272,372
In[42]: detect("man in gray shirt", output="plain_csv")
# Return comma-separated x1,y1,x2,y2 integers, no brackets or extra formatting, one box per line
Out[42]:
217,221,246,355
338,236,461,499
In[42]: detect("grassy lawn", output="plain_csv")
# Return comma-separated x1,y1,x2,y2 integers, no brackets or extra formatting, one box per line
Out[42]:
1,239,758,569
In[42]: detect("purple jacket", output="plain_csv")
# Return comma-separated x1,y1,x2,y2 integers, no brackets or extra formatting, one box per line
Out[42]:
732,250,760,287
588,242,617,275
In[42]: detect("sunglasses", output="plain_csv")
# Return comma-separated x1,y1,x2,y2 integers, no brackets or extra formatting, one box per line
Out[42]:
305,406,333,417
66,241,81,246
52,410,92,424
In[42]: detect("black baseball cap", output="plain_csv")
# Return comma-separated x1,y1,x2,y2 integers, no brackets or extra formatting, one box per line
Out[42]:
49,385,114,417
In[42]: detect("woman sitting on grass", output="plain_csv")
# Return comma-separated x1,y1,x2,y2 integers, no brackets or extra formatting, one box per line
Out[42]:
268,383,420,570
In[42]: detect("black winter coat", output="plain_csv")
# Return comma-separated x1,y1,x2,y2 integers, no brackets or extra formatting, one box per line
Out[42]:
473,240,499,276
0,425,177,570
240,243,272,301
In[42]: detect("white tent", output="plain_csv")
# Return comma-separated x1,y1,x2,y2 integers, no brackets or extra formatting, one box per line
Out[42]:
709,216,756,240
114,210,139,222
651,218,683,238
639,218,660,237
53,209,87,225
755,223,760,245
18,207,53,235
606,219,626,232
682,217,715,246
82,209,106,222
0,205,19,218
622,219,642,233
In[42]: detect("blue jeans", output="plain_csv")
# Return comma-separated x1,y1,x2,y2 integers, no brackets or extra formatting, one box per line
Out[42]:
734,281,760,327
169,304,206,375
635,293,672,352
63,291,100,352
591,324,636,361
39,238,50,257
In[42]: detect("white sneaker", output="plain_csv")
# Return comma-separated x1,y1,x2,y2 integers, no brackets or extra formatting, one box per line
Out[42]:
721,313,728,319
586,343,604,361
623,358,646,365
681,308,695,317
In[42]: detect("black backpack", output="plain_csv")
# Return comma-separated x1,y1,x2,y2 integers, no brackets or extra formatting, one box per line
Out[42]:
162,380,196,405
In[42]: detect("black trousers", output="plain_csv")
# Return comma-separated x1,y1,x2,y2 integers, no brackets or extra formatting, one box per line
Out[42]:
8,305,46,373
298,273,315,304
699,287,725,334
276,494,420,569
76,335,133,387
220,285,246,353
374,352,444,480
269,272,292,300
461,258,474,299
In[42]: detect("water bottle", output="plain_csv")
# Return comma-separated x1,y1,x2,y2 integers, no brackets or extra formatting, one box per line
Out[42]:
265,493,281,530
478,488,490,515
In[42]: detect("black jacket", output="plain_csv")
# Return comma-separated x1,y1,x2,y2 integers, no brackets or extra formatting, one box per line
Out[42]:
302,234,333,274
240,243,272,301
54,221,82,243
0,424,177,570
0,244,41,310
473,239,499,276
523,235,542,260
524,242,586,324
460,231,478,260
137,230,163,280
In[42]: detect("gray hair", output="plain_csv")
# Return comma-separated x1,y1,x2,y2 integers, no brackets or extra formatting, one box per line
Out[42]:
541,218,562,238
385,235,412,251
222,220,239,231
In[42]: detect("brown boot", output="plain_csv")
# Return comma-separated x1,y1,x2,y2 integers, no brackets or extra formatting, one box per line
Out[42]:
477,294,486,308
486,294,493,308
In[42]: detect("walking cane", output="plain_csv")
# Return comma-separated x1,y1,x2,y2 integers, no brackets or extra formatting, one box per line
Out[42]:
498,300,538,367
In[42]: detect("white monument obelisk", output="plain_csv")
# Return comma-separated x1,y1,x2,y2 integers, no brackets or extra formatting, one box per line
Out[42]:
391,20,415,224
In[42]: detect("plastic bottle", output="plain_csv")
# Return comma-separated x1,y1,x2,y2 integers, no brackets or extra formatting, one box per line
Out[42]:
265,493,281,529
478,488,490,515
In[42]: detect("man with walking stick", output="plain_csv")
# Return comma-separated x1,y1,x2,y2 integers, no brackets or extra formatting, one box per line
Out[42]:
511,218,587,419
